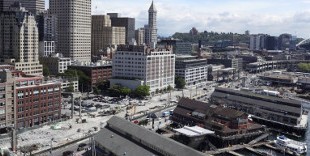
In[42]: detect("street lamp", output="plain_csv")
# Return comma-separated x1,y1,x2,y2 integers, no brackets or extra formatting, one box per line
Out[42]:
50,138,54,156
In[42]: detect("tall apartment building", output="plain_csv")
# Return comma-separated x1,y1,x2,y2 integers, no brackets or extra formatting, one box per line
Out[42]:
49,0,91,62
91,15,125,56
146,1,157,46
111,45,175,93
0,3,43,75
135,28,145,45
0,70,16,133
175,56,208,87
108,13,135,44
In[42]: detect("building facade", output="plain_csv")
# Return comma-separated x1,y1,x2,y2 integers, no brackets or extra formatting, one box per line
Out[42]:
111,45,175,93
49,0,91,62
19,0,45,14
91,15,126,56
0,4,43,75
175,56,208,86
40,53,72,75
0,70,16,133
159,39,192,54
135,28,145,45
16,76,61,128
69,61,112,87
108,14,135,44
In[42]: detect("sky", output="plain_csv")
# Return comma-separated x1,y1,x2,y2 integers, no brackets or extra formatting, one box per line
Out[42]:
45,0,310,39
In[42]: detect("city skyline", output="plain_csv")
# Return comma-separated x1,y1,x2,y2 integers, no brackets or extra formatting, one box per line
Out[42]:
44,0,310,39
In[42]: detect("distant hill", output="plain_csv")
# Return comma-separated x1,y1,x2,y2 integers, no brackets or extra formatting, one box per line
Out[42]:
171,31,250,46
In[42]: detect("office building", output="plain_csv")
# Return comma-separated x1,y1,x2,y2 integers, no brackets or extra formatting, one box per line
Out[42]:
135,28,145,45
111,45,175,93
69,61,112,87
175,56,208,86
278,33,293,50
40,53,71,75
108,13,135,44
159,39,192,54
0,3,43,75
146,1,157,46
91,15,125,56
0,0,15,12
95,116,205,156
49,0,91,62
265,36,278,50
40,41,55,57
16,76,61,128
18,0,45,14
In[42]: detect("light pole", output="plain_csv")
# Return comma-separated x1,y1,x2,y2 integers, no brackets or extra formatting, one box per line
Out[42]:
50,138,54,156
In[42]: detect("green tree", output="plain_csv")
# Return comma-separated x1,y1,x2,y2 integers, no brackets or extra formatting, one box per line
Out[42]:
298,63,310,73
66,83,74,92
59,69,91,92
43,65,50,76
134,85,150,98
175,76,186,89
108,85,131,97
93,86,100,95
167,85,173,92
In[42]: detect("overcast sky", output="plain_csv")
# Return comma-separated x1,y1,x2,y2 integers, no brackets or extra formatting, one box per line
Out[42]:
45,0,310,38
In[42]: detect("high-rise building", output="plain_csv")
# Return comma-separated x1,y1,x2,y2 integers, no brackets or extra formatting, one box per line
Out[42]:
135,28,145,45
0,0,15,12
49,0,91,62
19,0,45,14
39,10,58,57
147,1,157,46
91,15,126,56
266,36,278,50
111,45,175,93
108,13,135,44
278,33,293,50
0,3,43,75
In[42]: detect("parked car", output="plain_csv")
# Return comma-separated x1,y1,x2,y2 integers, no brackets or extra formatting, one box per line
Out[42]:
77,143,88,151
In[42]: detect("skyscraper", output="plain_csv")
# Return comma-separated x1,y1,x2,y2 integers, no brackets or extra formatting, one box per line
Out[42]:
135,28,145,45
49,0,91,62
108,13,135,44
19,0,45,14
0,3,43,75
147,1,157,46
91,15,125,56
1,0,45,13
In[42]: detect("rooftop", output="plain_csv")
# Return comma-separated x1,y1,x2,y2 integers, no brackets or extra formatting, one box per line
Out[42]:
174,126,214,137
97,116,205,156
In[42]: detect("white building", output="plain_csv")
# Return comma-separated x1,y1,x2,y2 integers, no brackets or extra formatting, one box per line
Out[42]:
40,41,55,56
175,55,208,87
111,45,175,93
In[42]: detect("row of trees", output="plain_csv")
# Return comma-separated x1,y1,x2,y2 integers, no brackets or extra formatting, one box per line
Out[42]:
297,63,310,73
172,31,250,45
108,85,150,98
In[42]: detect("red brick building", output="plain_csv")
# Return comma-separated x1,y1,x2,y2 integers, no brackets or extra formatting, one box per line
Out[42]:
68,62,112,86
16,76,61,128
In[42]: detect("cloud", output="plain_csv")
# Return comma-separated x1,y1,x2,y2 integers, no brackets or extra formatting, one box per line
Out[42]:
45,0,310,38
